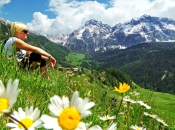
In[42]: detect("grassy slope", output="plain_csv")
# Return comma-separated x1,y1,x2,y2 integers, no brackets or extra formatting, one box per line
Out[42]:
136,87,175,123
0,55,175,129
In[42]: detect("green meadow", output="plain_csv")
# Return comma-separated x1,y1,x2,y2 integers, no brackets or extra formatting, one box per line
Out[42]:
66,53,85,66
66,53,92,68
0,54,175,130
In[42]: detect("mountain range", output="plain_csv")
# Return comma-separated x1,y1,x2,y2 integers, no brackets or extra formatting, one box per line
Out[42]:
46,14,175,52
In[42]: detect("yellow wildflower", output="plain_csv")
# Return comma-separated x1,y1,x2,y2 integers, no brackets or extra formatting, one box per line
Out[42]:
114,82,130,93
7,57,12,60
16,51,19,55
87,90,91,97
69,73,73,77
37,62,41,66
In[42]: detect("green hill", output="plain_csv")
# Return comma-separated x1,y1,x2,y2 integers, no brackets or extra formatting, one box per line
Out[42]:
25,32,71,66
119,47,175,94
90,42,175,68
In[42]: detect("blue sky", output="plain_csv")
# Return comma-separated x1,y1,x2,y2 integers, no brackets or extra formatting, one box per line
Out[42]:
0,0,175,35
0,0,56,23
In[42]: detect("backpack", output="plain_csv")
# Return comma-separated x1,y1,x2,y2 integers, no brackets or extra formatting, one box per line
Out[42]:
0,39,8,53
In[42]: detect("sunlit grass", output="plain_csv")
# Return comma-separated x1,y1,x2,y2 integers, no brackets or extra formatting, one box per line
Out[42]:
0,54,175,130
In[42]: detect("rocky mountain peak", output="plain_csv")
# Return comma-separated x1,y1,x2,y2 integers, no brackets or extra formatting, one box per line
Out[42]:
85,19,102,27
46,15,175,52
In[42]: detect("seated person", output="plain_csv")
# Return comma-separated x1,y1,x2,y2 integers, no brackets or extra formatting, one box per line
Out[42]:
3,22,56,79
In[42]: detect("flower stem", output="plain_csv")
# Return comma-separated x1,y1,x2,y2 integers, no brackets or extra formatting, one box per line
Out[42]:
126,103,130,130
116,93,124,119
137,107,144,125
5,113,28,130
146,118,150,130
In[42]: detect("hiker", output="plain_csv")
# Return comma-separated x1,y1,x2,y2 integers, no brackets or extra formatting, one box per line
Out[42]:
2,22,56,79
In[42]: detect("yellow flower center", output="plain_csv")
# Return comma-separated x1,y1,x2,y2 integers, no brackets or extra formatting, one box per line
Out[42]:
18,118,33,129
0,98,9,113
58,107,81,130
105,117,109,120
136,128,141,130
148,114,152,117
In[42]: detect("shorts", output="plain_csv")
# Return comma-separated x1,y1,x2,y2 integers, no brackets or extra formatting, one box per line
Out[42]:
19,52,46,69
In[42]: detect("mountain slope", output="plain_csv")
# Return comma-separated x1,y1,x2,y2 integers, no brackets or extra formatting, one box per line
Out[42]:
90,42,175,68
119,47,175,94
25,33,71,66
109,15,175,47
65,20,112,51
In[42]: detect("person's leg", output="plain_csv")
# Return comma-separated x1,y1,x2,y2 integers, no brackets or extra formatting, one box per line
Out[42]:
40,58,49,79
29,53,49,79
28,53,41,70
30,61,39,70
40,66,49,79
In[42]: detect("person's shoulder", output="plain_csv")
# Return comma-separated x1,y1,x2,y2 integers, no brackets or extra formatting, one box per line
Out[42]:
7,37,18,42
4,37,19,46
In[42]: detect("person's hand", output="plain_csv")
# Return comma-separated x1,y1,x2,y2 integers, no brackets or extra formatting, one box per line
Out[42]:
49,56,56,69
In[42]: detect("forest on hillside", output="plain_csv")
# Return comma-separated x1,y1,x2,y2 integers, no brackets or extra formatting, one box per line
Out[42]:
119,48,175,94
89,42,175,94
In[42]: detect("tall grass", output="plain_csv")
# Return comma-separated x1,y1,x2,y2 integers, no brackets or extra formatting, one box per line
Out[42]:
0,54,175,130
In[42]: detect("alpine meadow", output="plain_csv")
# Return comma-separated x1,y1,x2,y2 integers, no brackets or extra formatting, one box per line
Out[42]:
0,17,175,130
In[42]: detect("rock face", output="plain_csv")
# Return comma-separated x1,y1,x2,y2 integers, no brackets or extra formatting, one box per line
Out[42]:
65,20,112,51
46,15,175,51
46,34,69,45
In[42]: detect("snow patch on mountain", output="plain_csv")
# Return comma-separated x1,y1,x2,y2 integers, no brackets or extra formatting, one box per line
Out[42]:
46,15,175,52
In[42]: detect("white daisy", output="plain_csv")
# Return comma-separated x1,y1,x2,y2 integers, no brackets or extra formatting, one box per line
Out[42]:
100,115,116,121
123,97,136,104
6,106,42,130
129,91,140,97
79,122,117,130
107,123,117,130
137,101,151,109
41,91,95,130
130,125,146,130
143,112,157,119
0,79,20,116
156,118,168,127
77,122,102,130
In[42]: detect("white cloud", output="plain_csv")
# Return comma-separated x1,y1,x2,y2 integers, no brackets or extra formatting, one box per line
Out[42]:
0,0,10,7
27,12,55,35
27,0,175,35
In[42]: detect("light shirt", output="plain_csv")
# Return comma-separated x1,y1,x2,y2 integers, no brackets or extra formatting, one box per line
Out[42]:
3,37,26,62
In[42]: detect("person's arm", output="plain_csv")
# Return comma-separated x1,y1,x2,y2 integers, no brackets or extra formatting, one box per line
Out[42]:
41,55,56,69
14,39,56,68
26,50,32,54
14,39,50,57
